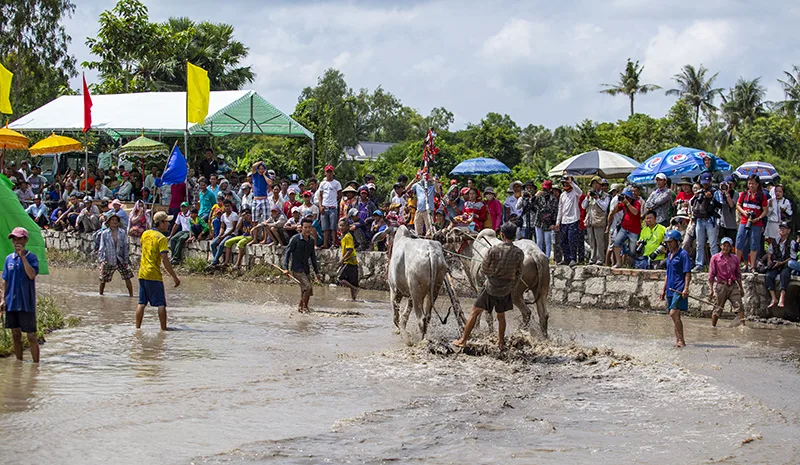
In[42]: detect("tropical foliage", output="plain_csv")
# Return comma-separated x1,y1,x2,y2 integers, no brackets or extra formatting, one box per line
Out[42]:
600,59,661,116
665,64,723,128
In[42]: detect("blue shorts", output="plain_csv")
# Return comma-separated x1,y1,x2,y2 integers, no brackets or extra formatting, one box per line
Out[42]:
667,293,688,311
614,228,639,251
138,279,167,307
735,224,762,253
320,207,338,231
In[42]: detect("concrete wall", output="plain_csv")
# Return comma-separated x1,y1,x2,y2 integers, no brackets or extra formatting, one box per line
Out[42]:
44,230,797,318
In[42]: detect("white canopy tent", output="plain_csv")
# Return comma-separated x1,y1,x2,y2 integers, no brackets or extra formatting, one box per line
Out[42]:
9,90,313,140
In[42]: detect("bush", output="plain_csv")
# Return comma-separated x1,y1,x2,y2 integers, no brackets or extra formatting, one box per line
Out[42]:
0,297,80,357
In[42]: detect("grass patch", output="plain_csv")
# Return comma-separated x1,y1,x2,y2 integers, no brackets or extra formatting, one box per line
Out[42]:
240,263,284,281
46,248,90,268
180,257,211,275
0,297,80,357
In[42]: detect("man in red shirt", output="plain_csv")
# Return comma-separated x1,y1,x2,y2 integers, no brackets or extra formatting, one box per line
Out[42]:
612,188,641,268
735,174,770,271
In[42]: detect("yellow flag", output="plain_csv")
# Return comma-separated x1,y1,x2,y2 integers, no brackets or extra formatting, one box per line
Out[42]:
0,62,13,114
186,62,209,124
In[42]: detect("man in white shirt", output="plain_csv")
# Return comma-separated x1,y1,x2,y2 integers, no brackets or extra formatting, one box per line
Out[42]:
97,144,113,171
555,175,583,266
168,202,193,265
316,165,342,248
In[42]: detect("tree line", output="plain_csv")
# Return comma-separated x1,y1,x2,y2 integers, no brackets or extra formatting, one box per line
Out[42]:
3,0,800,210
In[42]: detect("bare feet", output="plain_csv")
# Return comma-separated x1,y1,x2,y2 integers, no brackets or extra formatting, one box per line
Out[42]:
451,339,466,348
675,341,686,348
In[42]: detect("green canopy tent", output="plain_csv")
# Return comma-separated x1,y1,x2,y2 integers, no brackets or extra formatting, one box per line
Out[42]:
0,174,49,275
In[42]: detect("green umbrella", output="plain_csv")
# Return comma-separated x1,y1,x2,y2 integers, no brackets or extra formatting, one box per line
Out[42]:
118,135,169,160
0,174,49,274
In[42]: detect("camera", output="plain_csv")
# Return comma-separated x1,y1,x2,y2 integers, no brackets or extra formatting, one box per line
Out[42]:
618,194,626,202
650,242,667,260
720,183,728,191
745,212,755,230
589,191,597,198
635,240,646,256
523,191,531,198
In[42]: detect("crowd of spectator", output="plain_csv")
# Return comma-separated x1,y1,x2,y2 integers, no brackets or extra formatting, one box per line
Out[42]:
6,149,798,311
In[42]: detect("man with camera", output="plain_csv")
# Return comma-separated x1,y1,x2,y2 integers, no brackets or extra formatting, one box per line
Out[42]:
764,221,794,310
736,174,770,272
690,172,721,272
636,210,667,269
581,176,610,265
612,188,642,268
555,176,583,266
714,175,739,246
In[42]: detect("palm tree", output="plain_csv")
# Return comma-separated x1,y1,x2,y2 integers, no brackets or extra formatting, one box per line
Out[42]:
600,59,661,116
777,65,800,119
665,64,723,129
517,124,553,163
720,77,766,144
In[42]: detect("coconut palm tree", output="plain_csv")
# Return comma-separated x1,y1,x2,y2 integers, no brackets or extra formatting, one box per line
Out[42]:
777,65,800,119
599,59,661,116
665,64,723,129
720,77,766,144
517,124,553,164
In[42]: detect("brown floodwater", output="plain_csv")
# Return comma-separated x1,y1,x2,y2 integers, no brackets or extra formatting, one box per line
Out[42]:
1,268,799,465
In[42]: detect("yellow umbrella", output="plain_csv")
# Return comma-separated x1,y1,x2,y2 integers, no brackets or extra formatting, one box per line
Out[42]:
29,133,82,156
0,125,29,150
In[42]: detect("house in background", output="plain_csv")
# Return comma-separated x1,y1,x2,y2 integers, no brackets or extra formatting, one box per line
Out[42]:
343,141,396,162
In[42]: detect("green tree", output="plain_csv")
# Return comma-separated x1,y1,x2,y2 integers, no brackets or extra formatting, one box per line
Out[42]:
720,77,767,143
665,64,723,129
467,112,522,167
517,124,553,164
0,0,77,117
776,65,800,121
600,58,662,116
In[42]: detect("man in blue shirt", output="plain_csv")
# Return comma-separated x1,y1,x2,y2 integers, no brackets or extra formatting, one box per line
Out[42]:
25,195,49,228
405,171,440,237
1,227,40,362
661,229,691,348
197,177,216,221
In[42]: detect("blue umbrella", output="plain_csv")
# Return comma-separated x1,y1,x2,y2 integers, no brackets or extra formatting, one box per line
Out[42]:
627,146,731,185
450,157,511,176
734,161,778,182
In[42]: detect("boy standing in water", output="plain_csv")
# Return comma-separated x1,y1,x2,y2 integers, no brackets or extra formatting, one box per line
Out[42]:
1,228,40,362
337,218,359,301
136,211,181,330
283,218,320,313
661,229,691,348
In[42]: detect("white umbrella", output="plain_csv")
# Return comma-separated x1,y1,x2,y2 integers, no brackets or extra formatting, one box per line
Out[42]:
549,150,639,178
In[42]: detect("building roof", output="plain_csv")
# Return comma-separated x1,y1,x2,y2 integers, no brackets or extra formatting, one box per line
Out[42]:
344,141,396,162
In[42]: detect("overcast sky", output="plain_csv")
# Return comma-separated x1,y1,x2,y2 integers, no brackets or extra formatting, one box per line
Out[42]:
64,0,800,130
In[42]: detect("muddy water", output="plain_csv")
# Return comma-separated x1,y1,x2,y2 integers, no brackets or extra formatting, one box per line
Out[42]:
1,268,799,465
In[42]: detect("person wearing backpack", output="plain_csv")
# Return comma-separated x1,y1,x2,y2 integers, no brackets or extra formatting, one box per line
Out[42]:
690,172,721,271
736,174,770,272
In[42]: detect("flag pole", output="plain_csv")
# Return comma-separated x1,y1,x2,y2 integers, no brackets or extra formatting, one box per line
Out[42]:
185,61,190,203
84,131,89,188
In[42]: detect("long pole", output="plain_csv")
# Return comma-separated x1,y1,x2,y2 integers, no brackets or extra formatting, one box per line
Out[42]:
84,132,89,188
185,65,190,203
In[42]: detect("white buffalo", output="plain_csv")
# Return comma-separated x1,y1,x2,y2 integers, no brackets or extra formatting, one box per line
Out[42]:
388,226,448,342
439,228,551,337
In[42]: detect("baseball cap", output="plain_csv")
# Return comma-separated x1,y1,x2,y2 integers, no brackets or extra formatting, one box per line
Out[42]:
348,208,359,217
180,201,190,208
700,172,712,183
590,175,603,184
121,171,130,177
267,169,276,176
153,211,173,223
366,183,376,190
291,206,301,214
484,187,496,195
83,196,93,202
288,187,298,195
610,183,623,192
780,221,791,230
373,210,383,216
240,182,251,189
289,174,299,181
8,227,28,239
665,229,682,242
511,180,523,187
449,179,458,185
542,180,553,189
302,190,312,197
324,164,334,172
271,205,280,211
720,237,734,246
622,188,635,199
655,173,667,181
724,175,735,184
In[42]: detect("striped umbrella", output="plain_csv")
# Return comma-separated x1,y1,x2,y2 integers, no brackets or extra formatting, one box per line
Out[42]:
548,150,639,178
734,161,778,182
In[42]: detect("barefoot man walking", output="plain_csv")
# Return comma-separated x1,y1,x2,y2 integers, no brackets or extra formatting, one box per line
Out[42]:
136,211,181,330
661,229,691,347
453,222,524,351
283,218,319,313
1,228,40,362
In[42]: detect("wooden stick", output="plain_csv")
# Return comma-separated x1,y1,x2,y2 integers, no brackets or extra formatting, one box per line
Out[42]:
268,262,301,284
669,288,717,307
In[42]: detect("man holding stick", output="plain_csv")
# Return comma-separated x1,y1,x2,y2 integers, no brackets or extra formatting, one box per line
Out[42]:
661,229,691,348
708,237,745,327
283,218,320,313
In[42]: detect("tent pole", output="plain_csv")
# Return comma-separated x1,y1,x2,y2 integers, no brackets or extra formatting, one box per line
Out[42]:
311,138,315,175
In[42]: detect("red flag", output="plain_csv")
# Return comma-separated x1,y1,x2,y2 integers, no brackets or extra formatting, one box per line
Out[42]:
82,74,92,132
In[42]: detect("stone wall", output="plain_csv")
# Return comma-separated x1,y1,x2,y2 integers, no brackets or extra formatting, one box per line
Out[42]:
43,230,798,318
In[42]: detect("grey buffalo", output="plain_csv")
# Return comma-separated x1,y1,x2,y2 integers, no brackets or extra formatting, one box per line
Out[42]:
388,226,448,342
439,228,551,337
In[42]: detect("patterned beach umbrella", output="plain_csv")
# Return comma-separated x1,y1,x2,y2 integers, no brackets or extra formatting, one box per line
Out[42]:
627,146,731,185
734,161,778,182
548,150,639,178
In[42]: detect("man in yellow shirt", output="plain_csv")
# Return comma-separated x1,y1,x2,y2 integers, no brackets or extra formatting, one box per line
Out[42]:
136,211,181,330
337,218,359,301
638,210,667,268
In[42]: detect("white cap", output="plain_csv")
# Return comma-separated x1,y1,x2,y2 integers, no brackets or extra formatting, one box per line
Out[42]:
655,173,667,181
